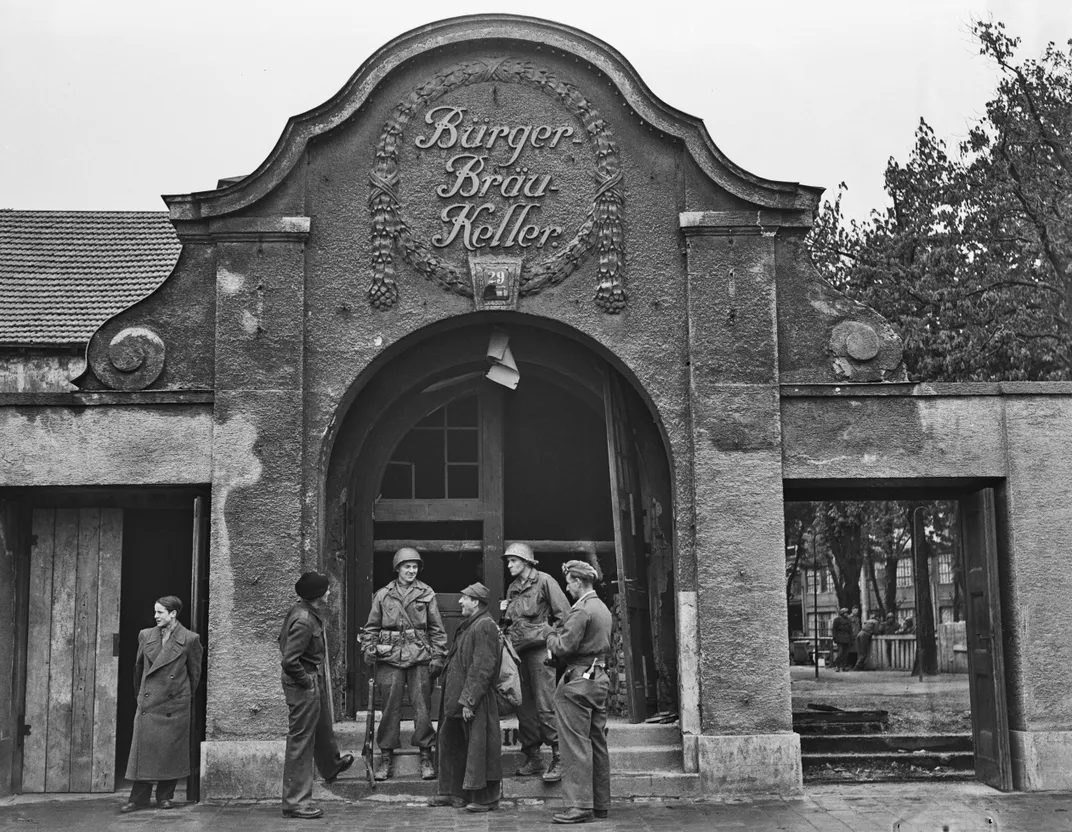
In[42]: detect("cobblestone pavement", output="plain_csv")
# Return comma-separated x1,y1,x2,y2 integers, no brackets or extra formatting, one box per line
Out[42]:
2,784,1071,832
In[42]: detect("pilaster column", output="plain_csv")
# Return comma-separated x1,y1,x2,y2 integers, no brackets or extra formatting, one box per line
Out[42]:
186,217,311,784
680,211,800,795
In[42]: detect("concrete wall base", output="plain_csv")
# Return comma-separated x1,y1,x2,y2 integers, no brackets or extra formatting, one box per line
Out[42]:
1010,730,1072,791
696,733,802,796
202,740,285,801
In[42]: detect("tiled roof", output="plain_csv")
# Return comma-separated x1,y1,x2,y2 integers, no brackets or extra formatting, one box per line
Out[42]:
0,210,181,346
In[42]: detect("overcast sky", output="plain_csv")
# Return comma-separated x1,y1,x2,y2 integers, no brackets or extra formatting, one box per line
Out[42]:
2,0,1068,222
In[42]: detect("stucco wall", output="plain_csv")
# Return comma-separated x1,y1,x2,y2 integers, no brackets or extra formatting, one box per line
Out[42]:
0,402,212,485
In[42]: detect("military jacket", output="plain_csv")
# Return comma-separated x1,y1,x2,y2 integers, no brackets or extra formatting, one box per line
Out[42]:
362,579,448,667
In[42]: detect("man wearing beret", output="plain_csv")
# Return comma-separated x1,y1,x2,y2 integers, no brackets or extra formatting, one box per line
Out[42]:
279,572,354,819
426,583,503,813
542,560,613,824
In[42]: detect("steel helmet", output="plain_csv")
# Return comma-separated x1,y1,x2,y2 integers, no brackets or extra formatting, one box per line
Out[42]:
502,542,537,565
392,547,423,571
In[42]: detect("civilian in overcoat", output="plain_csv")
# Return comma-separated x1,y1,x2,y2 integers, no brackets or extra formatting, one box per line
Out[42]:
428,582,502,812
121,595,203,813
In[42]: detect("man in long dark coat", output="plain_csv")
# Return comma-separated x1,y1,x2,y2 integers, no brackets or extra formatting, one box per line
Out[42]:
542,560,613,824
426,582,502,813
120,595,203,813
279,572,354,820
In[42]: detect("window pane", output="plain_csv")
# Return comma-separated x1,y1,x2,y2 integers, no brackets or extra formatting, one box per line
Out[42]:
447,429,478,463
447,396,478,427
416,406,445,428
412,431,446,499
447,464,479,498
380,461,413,499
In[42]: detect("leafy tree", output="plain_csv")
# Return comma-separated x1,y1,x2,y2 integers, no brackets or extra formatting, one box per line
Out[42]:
808,22,1072,381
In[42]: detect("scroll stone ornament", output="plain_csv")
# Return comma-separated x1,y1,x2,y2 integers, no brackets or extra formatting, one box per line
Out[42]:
103,326,166,390
829,320,902,382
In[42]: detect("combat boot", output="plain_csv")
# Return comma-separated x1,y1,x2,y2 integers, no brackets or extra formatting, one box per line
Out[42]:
542,743,562,782
374,750,394,781
515,747,545,776
420,748,436,780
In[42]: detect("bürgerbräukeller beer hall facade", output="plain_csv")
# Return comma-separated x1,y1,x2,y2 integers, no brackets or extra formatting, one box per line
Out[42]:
2,14,1071,801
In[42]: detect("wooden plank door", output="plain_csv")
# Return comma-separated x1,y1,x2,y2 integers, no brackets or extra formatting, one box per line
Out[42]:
187,496,209,803
23,508,122,793
958,488,1013,791
603,371,652,722
0,500,20,797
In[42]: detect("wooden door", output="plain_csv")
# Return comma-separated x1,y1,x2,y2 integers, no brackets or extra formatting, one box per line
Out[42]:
187,496,209,803
958,488,1013,790
0,500,20,796
23,508,122,793
603,371,653,722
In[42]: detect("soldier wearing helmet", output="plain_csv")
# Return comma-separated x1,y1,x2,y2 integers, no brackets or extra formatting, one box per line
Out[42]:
361,547,447,781
500,542,571,781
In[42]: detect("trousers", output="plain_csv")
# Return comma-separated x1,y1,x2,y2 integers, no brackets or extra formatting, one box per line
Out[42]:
129,778,176,805
553,671,610,811
281,674,347,810
375,663,435,750
516,646,558,751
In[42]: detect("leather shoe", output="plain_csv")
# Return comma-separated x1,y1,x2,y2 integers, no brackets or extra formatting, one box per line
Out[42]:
157,799,175,810
324,753,355,783
281,806,324,819
119,802,148,814
594,809,608,818
553,808,594,823
465,800,499,812
426,795,466,807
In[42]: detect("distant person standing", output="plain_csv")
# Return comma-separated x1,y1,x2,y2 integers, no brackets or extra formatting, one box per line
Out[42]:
543,560,612,825
427,583,503,812
831,608,854,672
500,542,570,781
120,596,203,814
854,618,879,671
279,572,354,820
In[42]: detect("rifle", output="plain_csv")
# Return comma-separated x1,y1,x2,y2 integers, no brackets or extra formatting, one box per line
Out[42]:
362,677,376,788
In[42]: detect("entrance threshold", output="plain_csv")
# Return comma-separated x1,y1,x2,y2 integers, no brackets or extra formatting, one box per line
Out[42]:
324,716,698,800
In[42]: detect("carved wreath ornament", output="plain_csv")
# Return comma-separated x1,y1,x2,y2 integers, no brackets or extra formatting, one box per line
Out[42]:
368,58,626,312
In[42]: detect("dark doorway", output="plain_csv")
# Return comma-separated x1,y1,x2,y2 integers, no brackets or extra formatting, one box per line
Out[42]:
115,506,199,781
339,323,674,723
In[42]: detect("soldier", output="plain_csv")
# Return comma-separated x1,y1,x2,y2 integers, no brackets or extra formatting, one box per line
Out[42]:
279,573,354,820
362,547,447,781
542,560,612,824
500,542,570,781
426,583,503,812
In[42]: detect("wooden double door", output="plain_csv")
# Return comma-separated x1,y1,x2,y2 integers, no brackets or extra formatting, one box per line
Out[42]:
0,496,208,797
349,361,668,722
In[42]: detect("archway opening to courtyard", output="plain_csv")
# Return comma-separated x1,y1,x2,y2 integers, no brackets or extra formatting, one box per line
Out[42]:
783,484,1011,790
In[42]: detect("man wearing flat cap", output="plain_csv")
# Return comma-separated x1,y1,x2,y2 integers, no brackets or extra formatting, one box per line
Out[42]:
541,560,612,824
278,572,354,819
427,582,503,813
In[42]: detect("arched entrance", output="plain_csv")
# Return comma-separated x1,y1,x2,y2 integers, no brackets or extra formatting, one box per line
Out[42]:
324,319,677,724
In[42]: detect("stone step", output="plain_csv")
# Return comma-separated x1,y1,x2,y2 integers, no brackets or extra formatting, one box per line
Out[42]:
316,770,701,802
335,716,682,753
352,743,684,777
801,750,975,771
800,733,973,754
